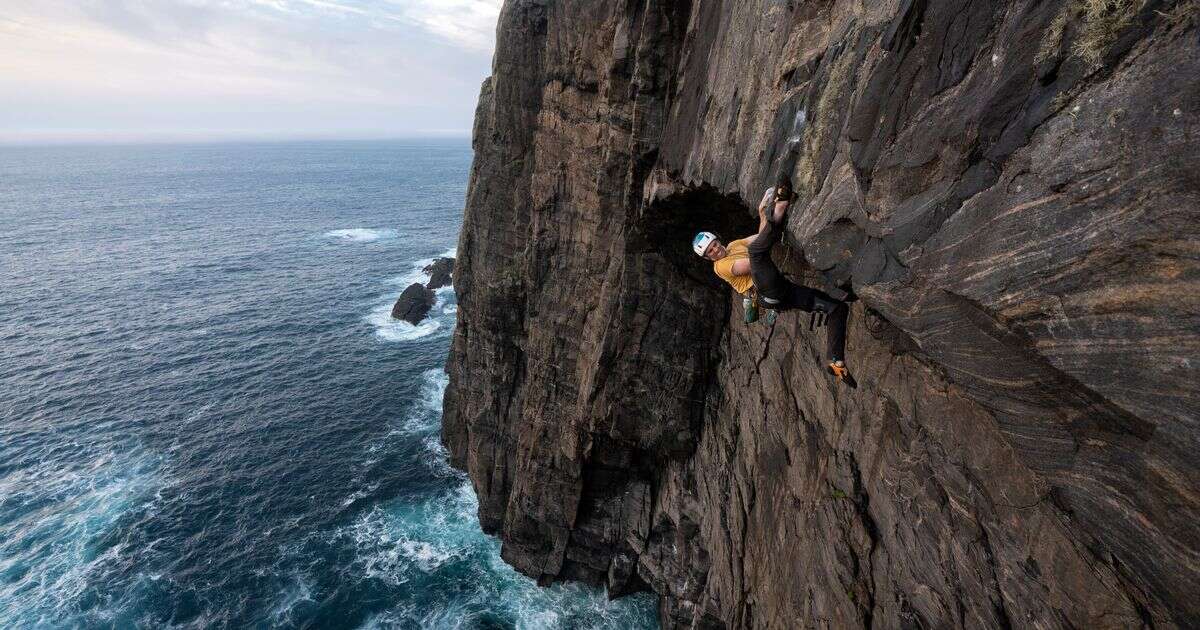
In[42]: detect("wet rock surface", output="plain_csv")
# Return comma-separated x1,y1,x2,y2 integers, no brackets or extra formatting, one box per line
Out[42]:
391,283,435,324
443,1,1199,628
424,257,455,290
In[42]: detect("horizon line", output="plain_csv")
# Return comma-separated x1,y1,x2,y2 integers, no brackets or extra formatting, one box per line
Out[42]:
0,131,472,147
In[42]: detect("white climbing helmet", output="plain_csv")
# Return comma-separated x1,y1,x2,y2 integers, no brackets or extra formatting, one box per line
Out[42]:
692,231,718,257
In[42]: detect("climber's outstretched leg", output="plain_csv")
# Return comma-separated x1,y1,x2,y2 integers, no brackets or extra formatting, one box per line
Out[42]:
811,293,847,364
812,293,855,388
792,286,855,388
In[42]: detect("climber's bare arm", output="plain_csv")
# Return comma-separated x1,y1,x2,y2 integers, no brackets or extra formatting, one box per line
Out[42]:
730,259,751,276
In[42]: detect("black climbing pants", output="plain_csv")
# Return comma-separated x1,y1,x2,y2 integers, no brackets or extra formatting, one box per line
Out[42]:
747,218,848,362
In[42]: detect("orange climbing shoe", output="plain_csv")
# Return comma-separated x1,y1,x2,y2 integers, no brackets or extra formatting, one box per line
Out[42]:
827,361,858,388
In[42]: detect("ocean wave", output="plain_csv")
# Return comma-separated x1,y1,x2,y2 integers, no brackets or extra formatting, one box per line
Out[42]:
397,538,458,573
418,369,448,412
342,481,657,630
325,228,398,243
388,247,458,287
340,500,470,587
420,436,462,480
0,449,163,628
268,571,315,625
402,370,450,434
341,482,382,508
436,288,458,315
388,268,430,288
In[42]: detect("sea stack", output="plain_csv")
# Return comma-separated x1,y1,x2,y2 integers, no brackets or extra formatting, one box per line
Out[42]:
424,257,455,290
390,283,435,324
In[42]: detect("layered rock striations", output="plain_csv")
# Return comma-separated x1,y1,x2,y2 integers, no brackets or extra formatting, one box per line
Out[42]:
442,1,1199,627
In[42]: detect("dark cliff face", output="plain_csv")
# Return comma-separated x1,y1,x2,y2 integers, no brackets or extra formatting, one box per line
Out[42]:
442,1,1199,628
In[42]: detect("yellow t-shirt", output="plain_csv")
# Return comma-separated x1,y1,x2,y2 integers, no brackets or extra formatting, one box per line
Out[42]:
713,237,754,295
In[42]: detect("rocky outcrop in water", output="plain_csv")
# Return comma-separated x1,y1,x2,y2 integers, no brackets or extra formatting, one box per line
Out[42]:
442,1,1199,628
424,257,456,290
392,258,455,324
392,283,435,324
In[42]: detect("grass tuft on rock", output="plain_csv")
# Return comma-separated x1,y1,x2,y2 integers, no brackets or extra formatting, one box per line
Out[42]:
1037,9,1074,64
1072,0,1145,64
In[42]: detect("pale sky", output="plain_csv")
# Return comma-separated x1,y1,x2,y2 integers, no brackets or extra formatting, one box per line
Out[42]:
0,0,503,143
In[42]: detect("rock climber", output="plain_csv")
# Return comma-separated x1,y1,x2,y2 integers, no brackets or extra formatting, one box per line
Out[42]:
692,174,854,386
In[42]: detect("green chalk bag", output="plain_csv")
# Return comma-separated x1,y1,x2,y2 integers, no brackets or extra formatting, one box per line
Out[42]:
743,292,759,324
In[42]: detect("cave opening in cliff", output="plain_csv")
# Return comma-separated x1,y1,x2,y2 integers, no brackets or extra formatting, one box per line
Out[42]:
634,183,759,293
607,181,759,459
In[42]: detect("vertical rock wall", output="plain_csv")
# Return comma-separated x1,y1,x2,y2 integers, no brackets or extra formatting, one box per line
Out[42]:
443,1,1200,627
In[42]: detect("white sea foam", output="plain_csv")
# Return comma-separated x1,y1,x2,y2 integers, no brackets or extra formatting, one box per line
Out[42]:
419,369,448,412
388,267,430,288
421,436,461,479
344,480,657,630
336,479,477,586
341,267,650,627
402,370,449,433
403,410,436,434
334,473,656,630
366,303,441,342
341,506,464,586
397,539,456,572
408,369,459,476
325,228,398,243
388,247,457,287
366,271,457,343
341,482,381,508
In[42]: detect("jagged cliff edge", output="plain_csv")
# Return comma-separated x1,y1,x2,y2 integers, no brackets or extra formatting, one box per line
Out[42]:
442,1,1199,628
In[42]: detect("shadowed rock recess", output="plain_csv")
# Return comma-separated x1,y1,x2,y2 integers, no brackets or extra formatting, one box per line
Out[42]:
441,1,1199,628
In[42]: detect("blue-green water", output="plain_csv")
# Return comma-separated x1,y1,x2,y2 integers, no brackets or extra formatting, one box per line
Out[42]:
0,140,658,629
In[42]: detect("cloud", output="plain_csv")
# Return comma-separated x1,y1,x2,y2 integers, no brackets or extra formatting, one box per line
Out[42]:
397,0,503,52
0,0,503,141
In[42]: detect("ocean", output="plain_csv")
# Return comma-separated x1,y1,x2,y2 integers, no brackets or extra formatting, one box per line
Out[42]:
0,140,658,629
